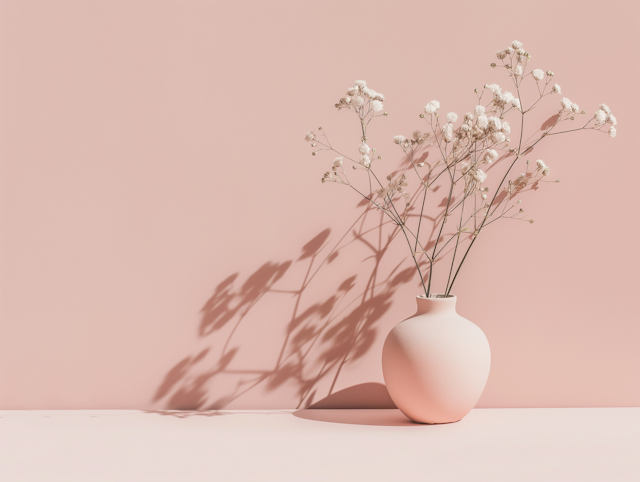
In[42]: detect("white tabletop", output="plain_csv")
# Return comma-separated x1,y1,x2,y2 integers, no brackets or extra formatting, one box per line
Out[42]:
1,408,638,481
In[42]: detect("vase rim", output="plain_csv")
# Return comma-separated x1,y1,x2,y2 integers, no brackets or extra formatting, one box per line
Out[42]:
417,294,456,300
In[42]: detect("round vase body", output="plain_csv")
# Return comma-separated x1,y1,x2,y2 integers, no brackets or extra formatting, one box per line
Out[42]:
382,295,490,424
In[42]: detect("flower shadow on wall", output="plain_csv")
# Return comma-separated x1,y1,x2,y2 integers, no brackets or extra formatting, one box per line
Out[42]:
149,159,442,410
150,119,548,411
151,214,421,410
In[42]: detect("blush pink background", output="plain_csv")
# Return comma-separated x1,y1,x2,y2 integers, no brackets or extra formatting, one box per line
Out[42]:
1,0,638,409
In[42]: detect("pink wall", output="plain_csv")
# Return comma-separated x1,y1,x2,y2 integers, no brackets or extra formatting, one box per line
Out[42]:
1,0,638,409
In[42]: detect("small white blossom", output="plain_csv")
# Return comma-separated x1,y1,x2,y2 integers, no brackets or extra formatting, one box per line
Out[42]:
511,98,522,111
514,65,523,77
483,149,498,163
371,100,383,111
532,69,544,81
560,97,573,111
488,116,502,130
599,104,611,115
354,95,365,107
502,91,515,104
536,159,547,170
424,102,438,115
571,103,580,113
442,123,454,143
446,112,458,123
359,142,370,154
470,168,487,184
474,105,485,116
305,131,317,142
393,135,406,144
501,120,511,134
607,114,617,126
430,100,440,109
594,109,607,125
486,84,501,95
609,127,617,138
477,114,489,129
512,40,523,49
333,157,343,167
354,80,367,88
492,132,506,144
496,50,507,60
360,154,371,168
347,87,358,96
551,84,562,94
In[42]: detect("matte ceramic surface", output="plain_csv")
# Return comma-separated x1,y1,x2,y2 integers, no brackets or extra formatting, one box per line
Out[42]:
382,295,490,424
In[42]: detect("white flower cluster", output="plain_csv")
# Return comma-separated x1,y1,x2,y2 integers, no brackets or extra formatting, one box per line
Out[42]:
375,173,410,206
423,100,440,115
358,141,372,168
435,101,512,149
460,162,488,184
593,103,617,137
495,40,531,79
485,84,521,112
559,97,580,113
335,80,385,114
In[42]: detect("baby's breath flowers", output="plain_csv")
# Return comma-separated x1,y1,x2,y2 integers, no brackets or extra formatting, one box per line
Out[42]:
305,41,618,298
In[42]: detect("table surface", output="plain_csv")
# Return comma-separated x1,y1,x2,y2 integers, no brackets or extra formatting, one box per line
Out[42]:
1,408,639,482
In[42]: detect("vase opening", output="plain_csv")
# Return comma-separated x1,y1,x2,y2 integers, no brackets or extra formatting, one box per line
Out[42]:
415,294,457,315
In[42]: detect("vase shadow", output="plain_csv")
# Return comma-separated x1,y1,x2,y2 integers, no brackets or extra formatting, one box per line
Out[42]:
293,408,418,427
307,382,396,409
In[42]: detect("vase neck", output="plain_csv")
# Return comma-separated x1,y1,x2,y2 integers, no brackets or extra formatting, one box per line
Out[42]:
415,295,457,316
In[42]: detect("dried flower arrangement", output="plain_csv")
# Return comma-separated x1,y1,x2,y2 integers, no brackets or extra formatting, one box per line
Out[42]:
305,40,617,299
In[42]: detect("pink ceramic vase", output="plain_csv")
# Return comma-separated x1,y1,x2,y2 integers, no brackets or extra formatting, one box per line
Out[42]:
382,295,490,424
